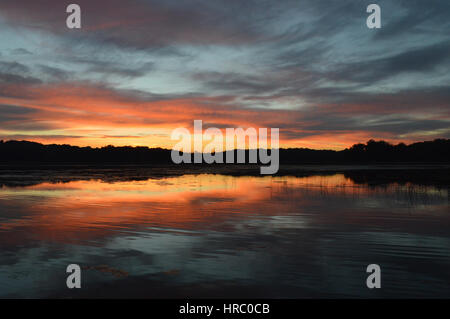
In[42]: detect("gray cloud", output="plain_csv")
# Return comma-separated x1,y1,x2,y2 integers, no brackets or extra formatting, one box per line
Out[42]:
326,41,450,84
11,48,33,56
37,65,71,81
0,104,36,118
0,61,42,85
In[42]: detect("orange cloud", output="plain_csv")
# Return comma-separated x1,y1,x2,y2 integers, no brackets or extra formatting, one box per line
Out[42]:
0,81,441,149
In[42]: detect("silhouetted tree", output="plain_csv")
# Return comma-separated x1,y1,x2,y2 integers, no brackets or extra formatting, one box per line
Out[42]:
0,139,448,164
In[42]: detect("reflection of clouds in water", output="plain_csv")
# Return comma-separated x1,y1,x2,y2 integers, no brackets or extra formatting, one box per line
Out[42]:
0,173,449,297
0,174,448,246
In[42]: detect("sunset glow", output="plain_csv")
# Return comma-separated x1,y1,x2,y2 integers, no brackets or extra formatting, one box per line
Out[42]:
0,0,448,150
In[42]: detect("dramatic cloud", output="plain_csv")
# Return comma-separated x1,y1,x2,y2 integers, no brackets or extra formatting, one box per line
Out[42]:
0,0,449,149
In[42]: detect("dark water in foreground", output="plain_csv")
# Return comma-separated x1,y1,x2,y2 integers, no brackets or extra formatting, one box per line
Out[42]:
0,169,449,298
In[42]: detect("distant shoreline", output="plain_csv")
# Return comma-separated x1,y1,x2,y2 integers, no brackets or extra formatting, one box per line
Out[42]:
1,163,449,188
1,139,449,165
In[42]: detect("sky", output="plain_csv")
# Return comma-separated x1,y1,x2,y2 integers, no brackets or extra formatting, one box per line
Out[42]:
0,0,449,150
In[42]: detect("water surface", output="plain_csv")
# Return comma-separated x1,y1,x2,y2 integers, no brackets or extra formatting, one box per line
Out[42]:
0,172,449,298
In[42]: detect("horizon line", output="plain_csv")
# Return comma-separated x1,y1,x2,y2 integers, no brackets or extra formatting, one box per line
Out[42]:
1,138,449,153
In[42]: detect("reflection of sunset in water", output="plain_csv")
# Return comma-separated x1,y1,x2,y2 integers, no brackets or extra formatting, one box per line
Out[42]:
0,173,449,298
0,174,447,246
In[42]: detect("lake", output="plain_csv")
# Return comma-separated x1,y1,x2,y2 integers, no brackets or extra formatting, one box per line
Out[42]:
0,167,449,298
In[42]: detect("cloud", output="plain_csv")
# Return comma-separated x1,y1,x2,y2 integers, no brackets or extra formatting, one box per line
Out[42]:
0,0,449,148
11,48,33,56
373,0,450,40
84,61,154,78
0,104,56,131
0,61,42,85
0,61,30,74
37,65,71,81
0,104,36,118
0,0,264,49
0,73,42,85
327,41,450,84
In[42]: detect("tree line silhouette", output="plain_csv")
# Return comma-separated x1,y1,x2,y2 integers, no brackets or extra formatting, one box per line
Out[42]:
0,139,449,164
